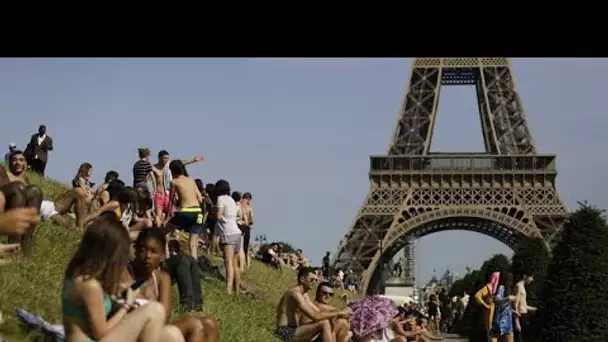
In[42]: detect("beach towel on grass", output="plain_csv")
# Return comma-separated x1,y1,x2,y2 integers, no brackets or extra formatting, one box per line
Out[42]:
15,308,65,341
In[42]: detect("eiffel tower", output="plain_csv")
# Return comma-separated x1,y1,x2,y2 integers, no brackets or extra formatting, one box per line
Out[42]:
332,58,568,295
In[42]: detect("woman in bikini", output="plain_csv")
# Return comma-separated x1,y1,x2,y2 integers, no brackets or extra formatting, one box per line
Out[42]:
123,227,219,342
61,212,183,342
72,163,95,207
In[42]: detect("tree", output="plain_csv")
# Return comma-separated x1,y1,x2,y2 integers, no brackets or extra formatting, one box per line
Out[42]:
511,237,551,303
533,204,608,342
448,279,465,298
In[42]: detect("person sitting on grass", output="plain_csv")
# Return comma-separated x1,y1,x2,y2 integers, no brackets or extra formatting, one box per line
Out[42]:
62,212,184,342
131,186,155,231
412,317,443,341
275,267,351,342
83,184,152,241
165,240,204,311
289,249,310,270
300,281,351,342
92,170,119,209
262,244,284,272
0,191,39,262
386,307,423,342
0,150,43,257
123,228,219,342
71,162,95,207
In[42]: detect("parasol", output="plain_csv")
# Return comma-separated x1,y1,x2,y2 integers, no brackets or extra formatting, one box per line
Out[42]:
348,295,399,338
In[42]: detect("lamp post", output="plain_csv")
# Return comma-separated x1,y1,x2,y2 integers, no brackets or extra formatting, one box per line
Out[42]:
254,234,267,256
255,234,267,245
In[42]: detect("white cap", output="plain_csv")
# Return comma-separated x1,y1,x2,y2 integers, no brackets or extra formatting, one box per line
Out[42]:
8,142,16,148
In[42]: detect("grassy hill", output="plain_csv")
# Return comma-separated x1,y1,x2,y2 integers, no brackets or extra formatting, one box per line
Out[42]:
0,172,312,341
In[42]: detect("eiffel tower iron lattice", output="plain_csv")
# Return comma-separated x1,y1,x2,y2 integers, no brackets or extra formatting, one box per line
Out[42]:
331,58,568,295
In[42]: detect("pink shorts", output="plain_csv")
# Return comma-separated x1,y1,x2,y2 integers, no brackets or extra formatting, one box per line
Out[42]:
154,191,170,214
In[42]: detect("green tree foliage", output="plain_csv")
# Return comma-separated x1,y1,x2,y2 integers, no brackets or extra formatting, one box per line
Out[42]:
511,237,551,303
457,254,511,342
449,270,479,298
532,204,608,342
448,279,465,298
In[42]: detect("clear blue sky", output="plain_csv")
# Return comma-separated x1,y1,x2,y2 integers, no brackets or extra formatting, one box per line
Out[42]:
1,58,605,283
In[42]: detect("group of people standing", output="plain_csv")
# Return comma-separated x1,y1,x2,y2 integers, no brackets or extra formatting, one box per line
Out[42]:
474,271,535,342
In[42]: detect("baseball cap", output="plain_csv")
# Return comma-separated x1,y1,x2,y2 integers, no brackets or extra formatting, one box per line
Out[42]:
8,142,16,148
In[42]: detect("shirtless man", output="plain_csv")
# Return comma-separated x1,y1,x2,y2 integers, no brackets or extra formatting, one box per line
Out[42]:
164,159,204,259
39,188,88,229
0,150,43,257
275,267,350,342
151,150,203,226
300,282,351,342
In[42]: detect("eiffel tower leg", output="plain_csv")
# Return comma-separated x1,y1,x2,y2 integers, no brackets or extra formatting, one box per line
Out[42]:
477,62,537,155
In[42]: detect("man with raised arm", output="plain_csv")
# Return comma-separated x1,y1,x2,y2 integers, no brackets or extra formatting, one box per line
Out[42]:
275,267,350,342
151,150,203,226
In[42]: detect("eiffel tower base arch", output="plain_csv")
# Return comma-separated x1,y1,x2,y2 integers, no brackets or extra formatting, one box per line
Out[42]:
362,206,543,296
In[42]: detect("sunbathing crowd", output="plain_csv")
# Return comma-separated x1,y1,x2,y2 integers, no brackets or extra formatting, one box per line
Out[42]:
0,147,269,342
274,266,446,342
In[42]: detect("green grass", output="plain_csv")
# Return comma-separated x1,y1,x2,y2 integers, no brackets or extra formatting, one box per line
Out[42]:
0,172,340,341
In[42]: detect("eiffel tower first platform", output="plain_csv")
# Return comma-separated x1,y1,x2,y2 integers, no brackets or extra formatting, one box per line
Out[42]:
331,58,568,295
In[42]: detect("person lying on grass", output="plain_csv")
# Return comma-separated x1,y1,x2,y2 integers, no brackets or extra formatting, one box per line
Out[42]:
61,212,183,342
39,188,89,230
121,227,219,342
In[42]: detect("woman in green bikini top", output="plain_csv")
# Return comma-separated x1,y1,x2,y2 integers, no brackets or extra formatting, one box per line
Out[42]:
61,212,184,342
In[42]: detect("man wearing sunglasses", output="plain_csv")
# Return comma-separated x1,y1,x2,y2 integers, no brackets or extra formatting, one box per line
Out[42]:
300,282,352,342
275,267,351,342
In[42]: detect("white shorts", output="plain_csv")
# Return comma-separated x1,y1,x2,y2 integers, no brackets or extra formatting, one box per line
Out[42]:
40,200,58,221
219,233,242,253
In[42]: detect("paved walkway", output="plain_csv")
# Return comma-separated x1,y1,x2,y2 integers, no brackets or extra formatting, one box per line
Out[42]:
441,333,467,341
